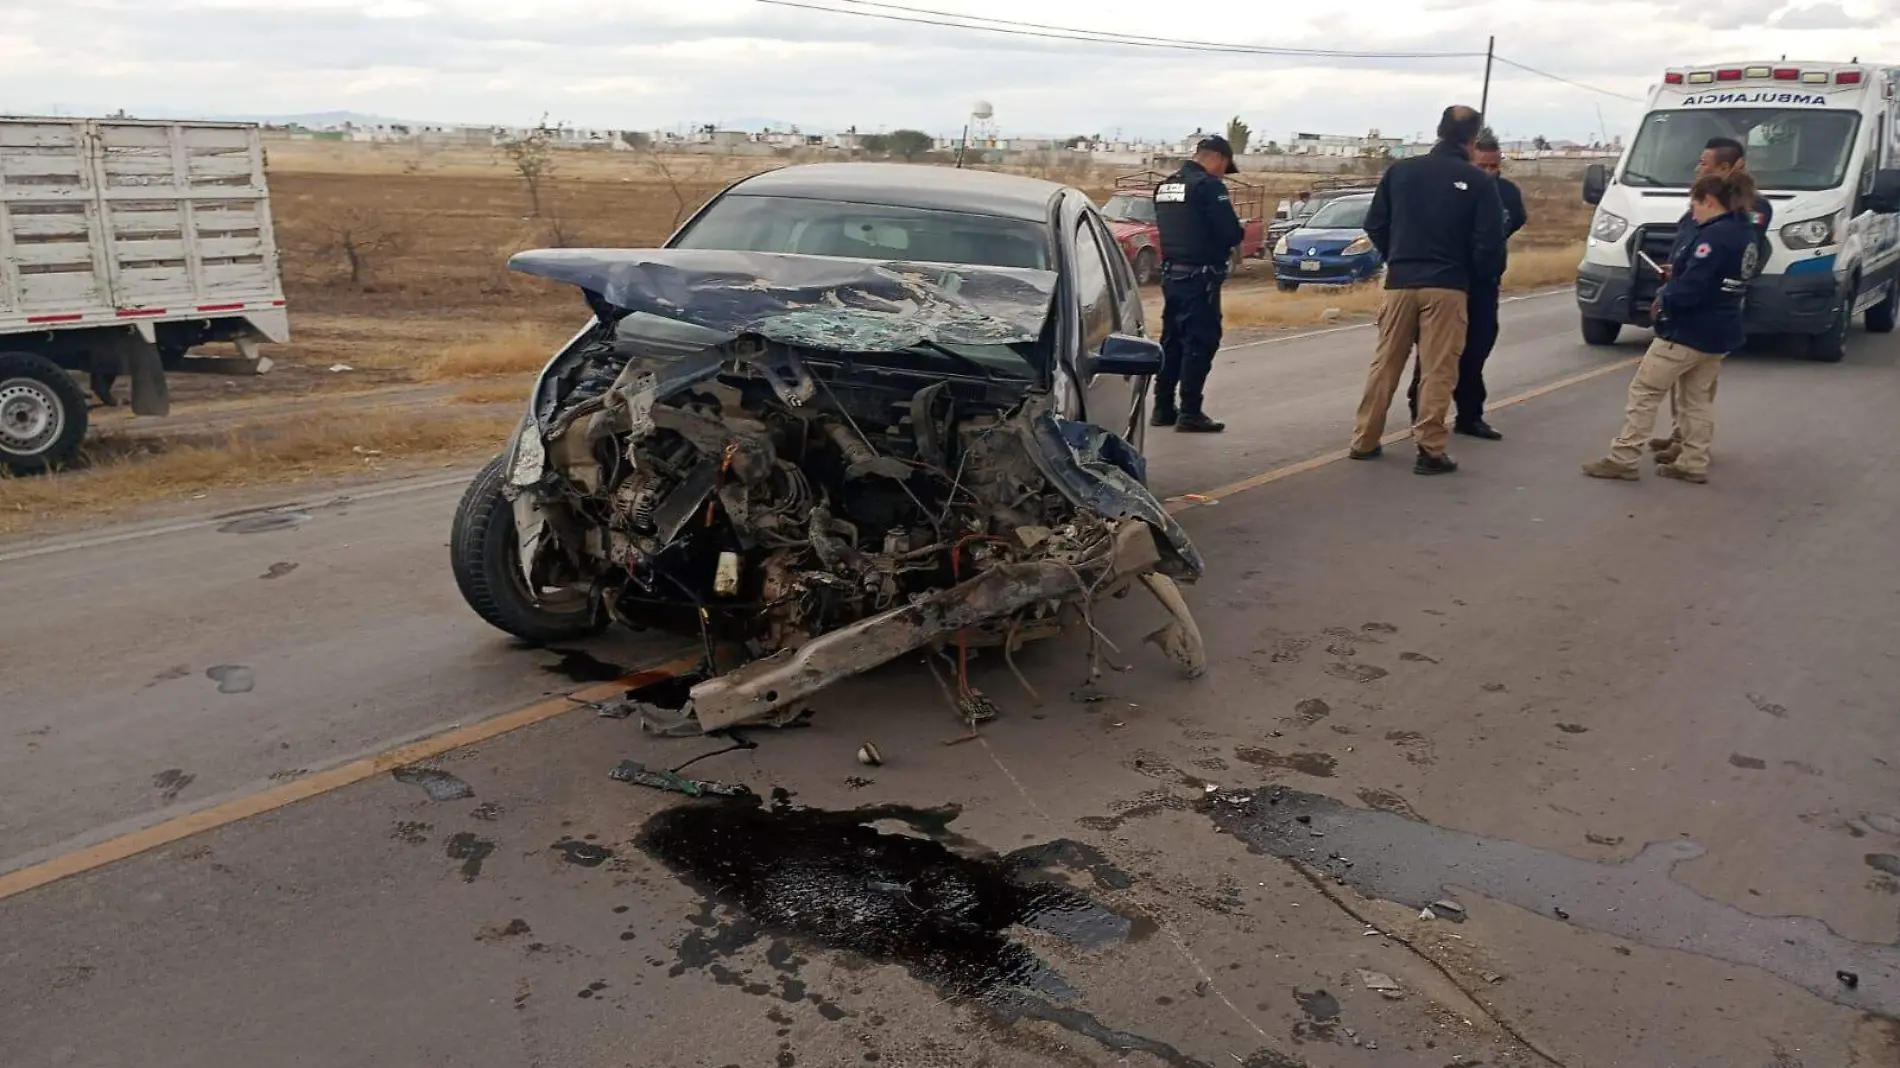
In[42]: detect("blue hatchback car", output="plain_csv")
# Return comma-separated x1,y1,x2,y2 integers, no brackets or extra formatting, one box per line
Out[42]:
1271,192,1382,291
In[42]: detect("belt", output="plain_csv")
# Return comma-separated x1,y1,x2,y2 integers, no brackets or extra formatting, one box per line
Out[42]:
1162,262,1226,277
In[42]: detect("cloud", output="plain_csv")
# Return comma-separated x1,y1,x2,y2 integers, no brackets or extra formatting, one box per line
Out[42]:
4,0,1900,141
1772,0,1878,27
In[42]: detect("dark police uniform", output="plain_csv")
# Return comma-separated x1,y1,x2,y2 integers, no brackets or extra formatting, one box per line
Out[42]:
1408,174,1526,429
1656,191,1771,455
1152,153,1245,430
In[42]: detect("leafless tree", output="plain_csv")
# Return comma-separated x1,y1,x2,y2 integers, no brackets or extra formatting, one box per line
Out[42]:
499,114,565,217
643,146,694,230
313,207,409,290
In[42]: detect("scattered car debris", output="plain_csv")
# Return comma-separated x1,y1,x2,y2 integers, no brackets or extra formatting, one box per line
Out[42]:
609,759,752,798
453,249,1206,734
1432,899,1467,921
392,766,475,802
1553,906,1571,920
1357,970,1404,999
329,363,353,373
1838,969,1861,989
857,741,883,767
1480,970,1506,985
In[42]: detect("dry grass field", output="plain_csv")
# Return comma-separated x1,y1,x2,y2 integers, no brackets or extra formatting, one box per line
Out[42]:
0,139,1592,530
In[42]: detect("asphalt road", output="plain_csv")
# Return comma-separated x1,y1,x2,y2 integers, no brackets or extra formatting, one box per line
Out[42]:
4,291,1899,1068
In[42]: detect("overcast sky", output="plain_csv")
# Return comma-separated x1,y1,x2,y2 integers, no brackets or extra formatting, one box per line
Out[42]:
3,0,1898,142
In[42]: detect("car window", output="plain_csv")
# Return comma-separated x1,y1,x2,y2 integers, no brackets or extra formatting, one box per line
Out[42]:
1305,197,1373,229
1074,217,1116,345
1100,194,1157,223
672,194,1052,270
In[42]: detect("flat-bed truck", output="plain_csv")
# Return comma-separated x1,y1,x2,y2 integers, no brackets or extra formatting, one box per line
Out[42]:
0,117,287,473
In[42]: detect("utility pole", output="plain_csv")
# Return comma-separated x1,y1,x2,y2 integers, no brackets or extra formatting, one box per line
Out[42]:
1480,36,1495,123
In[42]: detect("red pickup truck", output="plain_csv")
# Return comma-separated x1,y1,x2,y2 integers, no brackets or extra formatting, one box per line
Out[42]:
1099,169,1268,285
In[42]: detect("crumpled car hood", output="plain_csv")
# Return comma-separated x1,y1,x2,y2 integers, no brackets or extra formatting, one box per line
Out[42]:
508,248,1056,354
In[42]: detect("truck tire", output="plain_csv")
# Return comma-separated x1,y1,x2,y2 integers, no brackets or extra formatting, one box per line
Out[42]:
450,454,606,644
0,352,89,475
1806,289,1854,363
1580,317,1621,346
1865,279,1897,334
1133,248,1158,286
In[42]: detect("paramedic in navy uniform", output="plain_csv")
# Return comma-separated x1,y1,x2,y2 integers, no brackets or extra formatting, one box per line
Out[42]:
1149,135,1245,434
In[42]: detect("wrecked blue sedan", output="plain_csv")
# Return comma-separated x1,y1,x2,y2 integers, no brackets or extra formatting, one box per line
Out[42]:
449,168,1206,733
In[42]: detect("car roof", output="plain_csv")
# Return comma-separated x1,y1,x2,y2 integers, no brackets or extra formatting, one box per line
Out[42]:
723,163,1064,223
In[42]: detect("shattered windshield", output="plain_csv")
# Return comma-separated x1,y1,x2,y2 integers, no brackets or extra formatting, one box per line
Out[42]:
672,194,1053,272
510,248,1056,376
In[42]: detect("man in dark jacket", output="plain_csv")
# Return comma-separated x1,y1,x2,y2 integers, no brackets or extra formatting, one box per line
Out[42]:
1652,136,1772,464
1151,135,1245,433
1349,105,1505,475
1584,174,1752,484
1407,127,1528,437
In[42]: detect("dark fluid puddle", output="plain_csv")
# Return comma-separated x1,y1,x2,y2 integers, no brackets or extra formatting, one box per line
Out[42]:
392,766,475,802
1207,786,1900,1017
542,648,629,683
554,838,614,867
638,801,1212,1067
445,832,495,881
1234,746,1338,778
205,665,255,695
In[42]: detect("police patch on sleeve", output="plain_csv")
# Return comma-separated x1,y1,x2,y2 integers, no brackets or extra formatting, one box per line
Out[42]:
1694,242,1712,259
1740,242,1761,279
1155,182,1187,203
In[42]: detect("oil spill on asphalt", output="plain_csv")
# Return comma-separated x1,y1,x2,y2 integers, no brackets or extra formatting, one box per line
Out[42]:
1290,988,1339,1044
216,512,310,535
639,800,1227,1068
553,839,615,867
445,832,495,881
151,769,195,804
542,648,629,684
1205,786,1900,1015
205,665,255,695
391,766,475,802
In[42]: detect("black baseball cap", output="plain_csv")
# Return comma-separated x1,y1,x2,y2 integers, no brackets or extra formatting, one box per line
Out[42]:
1196,134,1240,174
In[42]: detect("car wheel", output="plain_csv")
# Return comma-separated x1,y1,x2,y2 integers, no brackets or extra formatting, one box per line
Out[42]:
1865,279,1897,334
0,352,89,476
1580,317,1621,346
1276,280,1300,293
450,454,607,644
1805,286,1854,363
1133,248,1158,286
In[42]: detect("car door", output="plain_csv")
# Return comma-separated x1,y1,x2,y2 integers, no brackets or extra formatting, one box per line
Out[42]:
1069,202,1147,449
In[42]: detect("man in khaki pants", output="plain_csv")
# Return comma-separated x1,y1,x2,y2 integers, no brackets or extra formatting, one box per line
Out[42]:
1350,106,1504,475
1584,174,1753,483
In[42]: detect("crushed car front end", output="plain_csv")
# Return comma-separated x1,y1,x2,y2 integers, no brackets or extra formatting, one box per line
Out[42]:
456,248,1204,732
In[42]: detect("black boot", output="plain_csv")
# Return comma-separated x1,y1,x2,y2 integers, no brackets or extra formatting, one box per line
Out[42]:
1150,398,1178,427
1413,448,1458,475
1176,411,1226,433
1455,419,1503,441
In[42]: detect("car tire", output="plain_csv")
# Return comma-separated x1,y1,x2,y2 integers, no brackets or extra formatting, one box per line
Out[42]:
1865,279,1897,334
1133,248,1158,286
1580,317,1621,347
1276,281,1300,293
450,454,607,644
0,351,89,476
1805,287,1854,363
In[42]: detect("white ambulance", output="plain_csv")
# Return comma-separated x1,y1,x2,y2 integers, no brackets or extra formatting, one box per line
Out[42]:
1577,61,1900,362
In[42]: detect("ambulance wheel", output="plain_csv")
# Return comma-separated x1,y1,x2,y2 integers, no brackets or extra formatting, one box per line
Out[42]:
0,352,89,476
1580,317,1621,346
1805,291,1853,363
1865,279,1896,334
1133,248,1158,286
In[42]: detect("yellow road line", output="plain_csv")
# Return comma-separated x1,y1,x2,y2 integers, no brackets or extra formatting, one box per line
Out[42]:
0,656,703,903
2,352,1640,902
1165,356,1642,514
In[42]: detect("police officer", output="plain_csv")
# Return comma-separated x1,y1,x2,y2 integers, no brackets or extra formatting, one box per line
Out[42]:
1407,127,1527,437
1583,172,1753,484
1652,136,1772,464
1150,135,1245,434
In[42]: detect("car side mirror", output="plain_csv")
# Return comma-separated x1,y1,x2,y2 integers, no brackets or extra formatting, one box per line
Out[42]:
1866,169,1900,214
1092,333,1163,377
1582,164,1608,206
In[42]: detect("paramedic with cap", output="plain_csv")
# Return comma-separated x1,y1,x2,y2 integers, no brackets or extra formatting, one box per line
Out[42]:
1150,134,1245,434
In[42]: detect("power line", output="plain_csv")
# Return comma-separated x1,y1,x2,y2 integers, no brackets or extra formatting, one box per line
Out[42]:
1489,56,1644,102
754,0,1485,60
